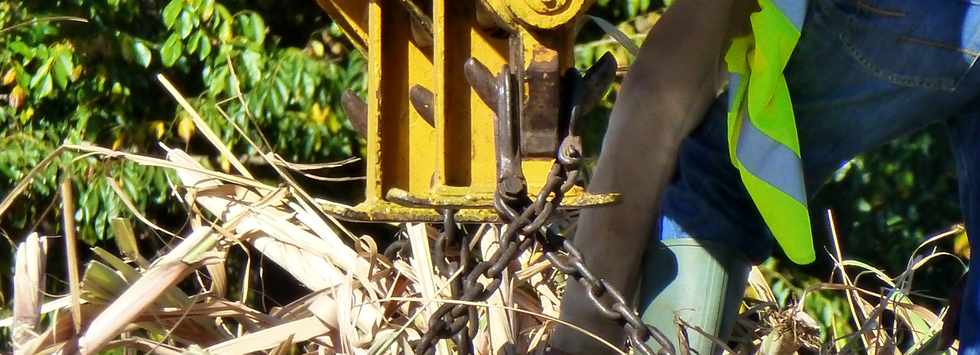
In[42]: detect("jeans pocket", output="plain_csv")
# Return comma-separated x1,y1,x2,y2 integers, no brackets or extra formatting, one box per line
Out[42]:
820,0,980,90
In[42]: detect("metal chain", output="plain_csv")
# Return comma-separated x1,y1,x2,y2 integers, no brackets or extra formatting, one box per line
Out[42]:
383,53,674,355
400,134,675,355
432,209,476,354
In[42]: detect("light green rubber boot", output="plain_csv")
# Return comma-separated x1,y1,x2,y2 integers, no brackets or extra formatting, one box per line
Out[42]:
639,238,750,354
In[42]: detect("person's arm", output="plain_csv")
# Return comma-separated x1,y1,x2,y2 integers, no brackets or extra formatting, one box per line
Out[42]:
551,0,752,352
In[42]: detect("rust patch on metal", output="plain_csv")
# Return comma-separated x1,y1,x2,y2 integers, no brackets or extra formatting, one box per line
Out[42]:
521,45,560,157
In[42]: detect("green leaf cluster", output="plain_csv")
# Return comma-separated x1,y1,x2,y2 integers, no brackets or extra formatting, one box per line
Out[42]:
0,0,364,246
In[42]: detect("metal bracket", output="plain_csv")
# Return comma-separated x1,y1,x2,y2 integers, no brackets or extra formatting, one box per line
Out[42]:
317,0,618,223
463,58,530,206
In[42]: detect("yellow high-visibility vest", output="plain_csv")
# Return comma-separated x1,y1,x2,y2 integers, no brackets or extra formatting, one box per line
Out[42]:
726,0,815,264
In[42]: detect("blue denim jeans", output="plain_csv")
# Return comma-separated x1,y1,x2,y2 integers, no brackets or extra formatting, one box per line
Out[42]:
654,0,980,351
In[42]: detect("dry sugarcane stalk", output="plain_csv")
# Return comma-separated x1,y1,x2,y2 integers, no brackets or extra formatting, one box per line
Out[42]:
12,233,46,353
60,176,84,349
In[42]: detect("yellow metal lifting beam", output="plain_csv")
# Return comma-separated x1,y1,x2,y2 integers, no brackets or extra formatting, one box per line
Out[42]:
314,0,612,223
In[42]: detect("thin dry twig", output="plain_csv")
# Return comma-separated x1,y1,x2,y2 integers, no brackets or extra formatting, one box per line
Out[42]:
0,16,88,34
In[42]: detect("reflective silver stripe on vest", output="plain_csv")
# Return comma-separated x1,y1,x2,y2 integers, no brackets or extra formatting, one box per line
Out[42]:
728,72,743,112
771,0,807,29
735,107,807,203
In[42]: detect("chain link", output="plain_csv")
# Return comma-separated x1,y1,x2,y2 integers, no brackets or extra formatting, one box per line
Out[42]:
383,52,674,355
388,134,675,355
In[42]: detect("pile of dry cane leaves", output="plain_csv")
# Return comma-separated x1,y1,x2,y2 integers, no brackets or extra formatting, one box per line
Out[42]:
0,74,967,355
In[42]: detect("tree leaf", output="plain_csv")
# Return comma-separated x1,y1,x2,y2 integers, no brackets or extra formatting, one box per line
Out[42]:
627,0,638,17
187,30,201,54
161,33,183,67
178,10,194,39
149,120,166,139
250,89,265,118
162,0,182,29
208,66,228,97
53,50,73,89
29,58,53,89
118,36,135,63
270,77,288,115
39,48,54,65
19,106,34,124
218,19,233,43
178,115,195,143
200,0,215,20
288,54,302,88
133,41,152,68
241,13,266,44
35,74,53,99
225,66,238,98
241,49,262,85
198,34,212,60
9,41,33,58
301,71,315,98
8,85,26,110
251,13,266,44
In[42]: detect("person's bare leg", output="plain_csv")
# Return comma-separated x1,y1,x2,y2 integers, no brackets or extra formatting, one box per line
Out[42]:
550,0,753,352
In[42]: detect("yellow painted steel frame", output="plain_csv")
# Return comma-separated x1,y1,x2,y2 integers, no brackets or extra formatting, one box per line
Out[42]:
314,0,367,52
316,0,603,223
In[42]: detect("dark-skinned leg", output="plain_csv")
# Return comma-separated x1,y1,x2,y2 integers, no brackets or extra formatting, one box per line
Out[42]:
946,110,980,354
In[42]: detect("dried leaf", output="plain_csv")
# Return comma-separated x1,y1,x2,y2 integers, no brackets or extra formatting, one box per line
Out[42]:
110,218,150,268
157,74,253,179
206,315,331,354
12,233,46,351
77,228,220,354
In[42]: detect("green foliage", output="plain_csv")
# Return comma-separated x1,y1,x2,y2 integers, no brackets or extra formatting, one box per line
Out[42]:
811,126,963,304
0,0,364,245
593,0,659,19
